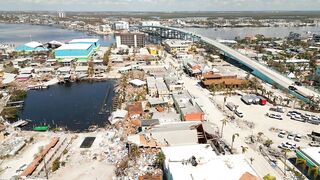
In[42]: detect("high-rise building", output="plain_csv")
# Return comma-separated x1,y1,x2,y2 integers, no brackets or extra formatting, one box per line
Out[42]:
58,11,66,18
115,32,145,48
112,21,129,30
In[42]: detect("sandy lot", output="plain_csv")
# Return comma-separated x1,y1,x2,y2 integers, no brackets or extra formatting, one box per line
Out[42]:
50,132,116,180
0,136,51,179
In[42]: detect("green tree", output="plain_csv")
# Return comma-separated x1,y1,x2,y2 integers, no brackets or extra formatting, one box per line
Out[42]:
263,139,273,148
308,166,319,179
52,157,60,172
263,174,276,180
241,146,249,154
155,151,166,169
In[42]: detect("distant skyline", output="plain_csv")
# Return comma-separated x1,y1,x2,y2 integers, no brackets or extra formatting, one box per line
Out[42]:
1,0,320,12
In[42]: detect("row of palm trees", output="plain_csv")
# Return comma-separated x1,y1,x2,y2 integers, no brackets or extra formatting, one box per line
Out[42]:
295,157,319,179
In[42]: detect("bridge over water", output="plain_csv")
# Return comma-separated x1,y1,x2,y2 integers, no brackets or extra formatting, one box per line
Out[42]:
139,26,320,102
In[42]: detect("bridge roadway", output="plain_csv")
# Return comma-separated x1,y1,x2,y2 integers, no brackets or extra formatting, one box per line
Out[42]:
147,26,320,99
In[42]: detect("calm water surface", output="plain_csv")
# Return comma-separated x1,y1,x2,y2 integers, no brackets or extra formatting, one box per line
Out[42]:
0,23,115,46
184,26,320,39
18,81,115,131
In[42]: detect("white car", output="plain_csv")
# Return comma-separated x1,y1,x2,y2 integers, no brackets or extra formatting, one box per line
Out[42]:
278,131,286,138
309,141,320,147
294,134,302,142
287,133,294,140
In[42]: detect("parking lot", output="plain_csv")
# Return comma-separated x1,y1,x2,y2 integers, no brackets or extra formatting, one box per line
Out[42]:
214,94,319,150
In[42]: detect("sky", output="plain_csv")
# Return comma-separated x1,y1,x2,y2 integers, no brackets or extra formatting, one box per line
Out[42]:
1,0,320,11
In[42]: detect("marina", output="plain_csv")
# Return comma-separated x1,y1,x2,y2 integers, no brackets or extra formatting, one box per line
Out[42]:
18,81,116,131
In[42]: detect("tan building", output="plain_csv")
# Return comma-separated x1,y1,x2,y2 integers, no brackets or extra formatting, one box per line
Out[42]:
115,32,145,48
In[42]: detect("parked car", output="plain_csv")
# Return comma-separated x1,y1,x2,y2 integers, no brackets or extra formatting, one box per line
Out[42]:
294,134,302,142
267,113,283,120
309,141,320,147
287,133,295,140
278,131,286,138
270,106,285,113
235,110,243,118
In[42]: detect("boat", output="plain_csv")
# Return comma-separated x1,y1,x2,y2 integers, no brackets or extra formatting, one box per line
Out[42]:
33,126,49,131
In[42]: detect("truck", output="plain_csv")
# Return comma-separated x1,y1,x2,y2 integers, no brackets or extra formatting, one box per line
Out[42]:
241,95,253,105
250,94,260,104
226,102,236,111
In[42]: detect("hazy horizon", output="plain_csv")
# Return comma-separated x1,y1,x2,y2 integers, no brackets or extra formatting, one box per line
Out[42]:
1,0,320,12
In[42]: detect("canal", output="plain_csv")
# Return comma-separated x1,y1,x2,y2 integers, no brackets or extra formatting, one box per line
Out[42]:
18,81,116,131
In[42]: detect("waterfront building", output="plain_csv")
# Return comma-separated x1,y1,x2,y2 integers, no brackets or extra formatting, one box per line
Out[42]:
115,32,146,48
57,66,71,75
54,44,94,60
112,21,129,30
75,66,89,75
15,41,48,52
172,91,204,121
69,39,100,50
162,144,259,180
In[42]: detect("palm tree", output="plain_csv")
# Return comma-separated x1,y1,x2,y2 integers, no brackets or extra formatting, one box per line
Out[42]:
155,151,166,169
231,133,239,153
295,157,307,172
263,139,273,148
223,96,227,110
129,144,140,160
249,157,254,165
257,132,264,142
263,174,276,180
241,146,249,154
282,149,291,177
307,166,319,179
266,91,273,100
220,118,229,138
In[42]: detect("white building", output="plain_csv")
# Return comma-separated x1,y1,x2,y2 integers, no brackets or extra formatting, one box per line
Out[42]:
141,21,161,27
58,11,66,18
113,21,129,30
162,144,259,180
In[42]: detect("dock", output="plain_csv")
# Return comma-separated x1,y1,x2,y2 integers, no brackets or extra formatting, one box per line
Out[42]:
28,85,48,90
11,119,30,128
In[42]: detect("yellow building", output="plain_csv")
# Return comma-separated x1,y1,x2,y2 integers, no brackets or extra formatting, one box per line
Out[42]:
148,47,158,55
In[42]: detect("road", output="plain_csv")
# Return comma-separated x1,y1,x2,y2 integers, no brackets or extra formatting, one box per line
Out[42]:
164,54,284,178
153,25,320,99
201,36,318,98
